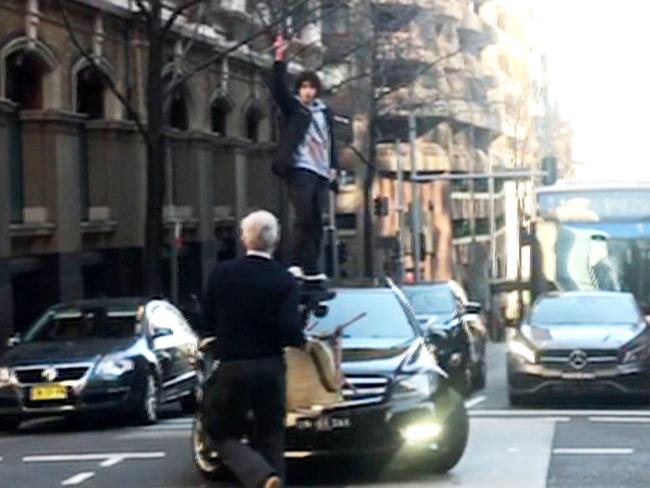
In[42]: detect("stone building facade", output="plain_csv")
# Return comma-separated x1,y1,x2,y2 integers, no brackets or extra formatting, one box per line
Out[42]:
0,0,326,341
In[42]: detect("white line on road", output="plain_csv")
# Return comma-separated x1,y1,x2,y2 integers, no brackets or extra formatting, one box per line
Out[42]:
553,448,634,455
470,409,650,417
589,417,650,423
100,456,124,467
23,452,166,463
465,395,486,409
472,416,571,423
61,472,95,486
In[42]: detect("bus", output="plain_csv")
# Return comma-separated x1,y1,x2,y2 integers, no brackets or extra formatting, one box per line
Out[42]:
531,183,650,311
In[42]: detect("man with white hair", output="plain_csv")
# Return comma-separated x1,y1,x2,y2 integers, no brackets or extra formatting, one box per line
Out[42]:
201,210,305,488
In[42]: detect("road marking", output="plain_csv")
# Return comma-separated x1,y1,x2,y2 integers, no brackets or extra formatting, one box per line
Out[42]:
465,395,486,409
61,472,95,486
589,417,650,423
472,416,571,423
100,456,124,467
469,409,650,417
23,452,166,463
553,448,634,455
507,447,520,453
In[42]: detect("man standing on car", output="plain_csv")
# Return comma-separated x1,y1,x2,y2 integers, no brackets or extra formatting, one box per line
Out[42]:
202,210,306,488
271,33,338,283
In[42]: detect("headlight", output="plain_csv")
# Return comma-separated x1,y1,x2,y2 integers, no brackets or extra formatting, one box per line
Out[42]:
622,330,650,364
0,367,14,385
95,357,135,378
392,373,434,400
508,339,537,363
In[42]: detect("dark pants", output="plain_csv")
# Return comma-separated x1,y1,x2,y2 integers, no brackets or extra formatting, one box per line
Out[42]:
287,169,328,275
204,356,286,488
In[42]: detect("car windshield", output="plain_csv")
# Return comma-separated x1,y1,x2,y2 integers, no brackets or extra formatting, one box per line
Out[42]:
405,286,456,315
530,296,639,325
23,308,142,342
310,291,415,340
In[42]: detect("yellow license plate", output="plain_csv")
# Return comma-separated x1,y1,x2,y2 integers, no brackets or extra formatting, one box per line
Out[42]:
30,384,68,401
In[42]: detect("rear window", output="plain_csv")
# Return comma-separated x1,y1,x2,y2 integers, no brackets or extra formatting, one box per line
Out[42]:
530,295,639,325
310,292,415,339
404,285,456,315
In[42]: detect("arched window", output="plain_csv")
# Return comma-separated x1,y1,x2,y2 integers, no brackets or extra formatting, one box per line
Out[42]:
76,66,106,119
5,51,48,109
210,97,231,135
169,90,189,130
245,106,263,142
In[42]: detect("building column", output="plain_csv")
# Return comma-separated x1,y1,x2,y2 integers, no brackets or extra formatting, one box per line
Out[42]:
21,110,85,302
189,133,217,288
0,99,17,343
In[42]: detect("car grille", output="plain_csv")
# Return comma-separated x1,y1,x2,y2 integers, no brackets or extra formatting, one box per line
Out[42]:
338,375,390,408
14,365,91,384
540,349,620,367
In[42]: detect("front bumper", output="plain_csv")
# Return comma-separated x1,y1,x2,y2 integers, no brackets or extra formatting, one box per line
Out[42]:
0,376,138,418
284,397,439,458
507,355,650,396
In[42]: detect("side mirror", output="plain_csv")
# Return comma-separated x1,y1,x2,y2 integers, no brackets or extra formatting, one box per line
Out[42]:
7,334,21,348
152,328,173,340
464,301,482,314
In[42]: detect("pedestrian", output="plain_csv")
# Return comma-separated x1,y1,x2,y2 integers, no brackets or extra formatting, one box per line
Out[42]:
201,210,307,488
271,33,338,283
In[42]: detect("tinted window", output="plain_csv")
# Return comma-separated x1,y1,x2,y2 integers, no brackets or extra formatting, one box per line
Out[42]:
530,295,639,325
310,292,415,339
24,308,141,342
404,286,456,315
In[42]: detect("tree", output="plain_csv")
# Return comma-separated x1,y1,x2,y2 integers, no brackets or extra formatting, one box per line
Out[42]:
54,0,323,294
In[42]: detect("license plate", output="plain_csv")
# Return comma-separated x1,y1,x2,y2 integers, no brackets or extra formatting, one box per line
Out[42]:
296,416,351,432
561,372,596,380
30,384,68,401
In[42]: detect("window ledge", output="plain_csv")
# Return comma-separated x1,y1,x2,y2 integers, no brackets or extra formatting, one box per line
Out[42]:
81,220,118,235
10,222,56,238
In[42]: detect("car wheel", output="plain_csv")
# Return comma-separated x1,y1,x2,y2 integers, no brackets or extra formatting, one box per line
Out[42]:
471,360,487,391
449,363,473,397
508,391,532,407
180,385,200,414
133,373,160,425
427,388,469,473
192,416,228,480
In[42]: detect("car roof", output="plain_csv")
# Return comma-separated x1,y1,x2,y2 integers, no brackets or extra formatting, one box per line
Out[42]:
51,297,149,311
333,287,395,294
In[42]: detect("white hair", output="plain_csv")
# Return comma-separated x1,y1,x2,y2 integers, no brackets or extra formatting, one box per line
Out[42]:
240,210,280,253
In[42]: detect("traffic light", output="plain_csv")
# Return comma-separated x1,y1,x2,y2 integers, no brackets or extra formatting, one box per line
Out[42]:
373,197,389,217
542,156,558,186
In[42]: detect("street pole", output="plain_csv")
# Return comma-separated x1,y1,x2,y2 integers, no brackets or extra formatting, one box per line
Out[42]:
488,163,497,279
327,188,340,280
408,92,422,282
165,144,179,304
395,139,405,283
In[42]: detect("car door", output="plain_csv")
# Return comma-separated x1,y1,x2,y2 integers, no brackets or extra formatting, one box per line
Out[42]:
147,301,197,400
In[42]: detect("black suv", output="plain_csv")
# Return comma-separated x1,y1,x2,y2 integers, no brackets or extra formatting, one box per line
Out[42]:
193,284,469,477
403,282,488,396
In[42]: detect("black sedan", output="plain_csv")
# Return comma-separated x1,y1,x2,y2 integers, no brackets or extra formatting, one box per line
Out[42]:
403,282,488,396
193,284,469,477
0,297,199,430
508,291,650,405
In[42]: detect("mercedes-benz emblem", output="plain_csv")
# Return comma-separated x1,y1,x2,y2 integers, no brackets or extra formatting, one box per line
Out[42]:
568,350,588,370
41,367,58,382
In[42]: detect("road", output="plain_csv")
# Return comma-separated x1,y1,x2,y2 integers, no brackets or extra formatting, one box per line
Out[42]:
2,343,650,488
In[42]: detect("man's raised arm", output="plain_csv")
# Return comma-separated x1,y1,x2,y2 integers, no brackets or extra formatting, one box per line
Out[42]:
272,33,295,116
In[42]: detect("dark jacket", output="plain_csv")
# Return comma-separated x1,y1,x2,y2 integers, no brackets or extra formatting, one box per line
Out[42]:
201,255,306,361
271,61,339,178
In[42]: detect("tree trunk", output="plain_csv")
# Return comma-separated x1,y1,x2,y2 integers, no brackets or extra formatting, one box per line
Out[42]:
143,4,166,294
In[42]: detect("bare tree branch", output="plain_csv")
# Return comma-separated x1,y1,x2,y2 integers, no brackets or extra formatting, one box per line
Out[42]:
164,0,314,97
53,0,147,137
162,0,207,35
